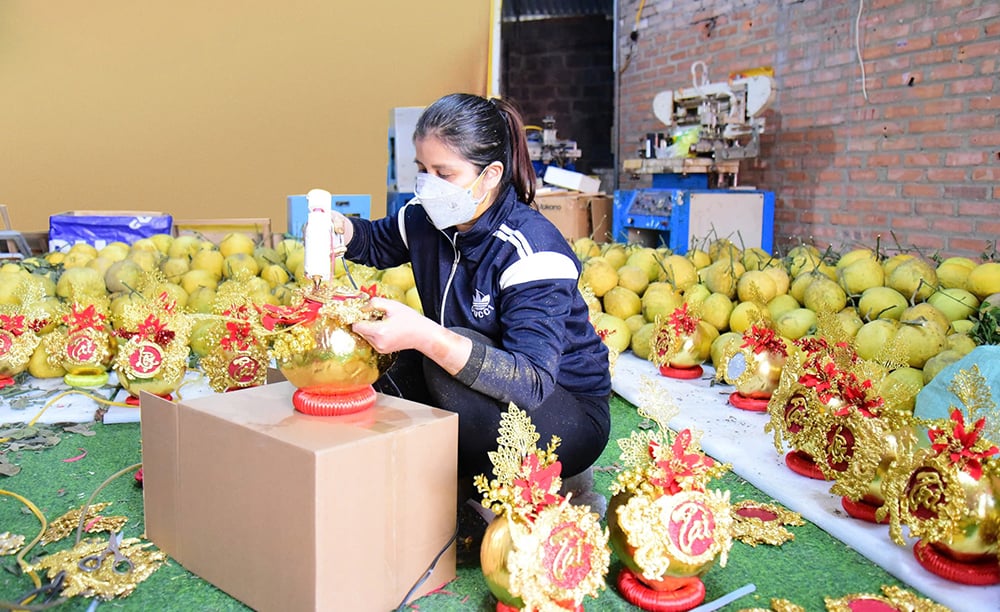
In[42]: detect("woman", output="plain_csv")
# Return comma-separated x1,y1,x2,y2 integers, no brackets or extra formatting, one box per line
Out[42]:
332,93,610,487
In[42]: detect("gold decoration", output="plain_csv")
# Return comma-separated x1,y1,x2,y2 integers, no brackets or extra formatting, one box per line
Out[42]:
730,500,803,547
738,598,805,612
824,584,950,612
949,365,999,447
475,404,610,609
111,290,192,397
717,323,788,399
40,502,127,545
0,531,26,556
28,535,166,600
649,304,712,370
198,297,270,392
44,297,116,376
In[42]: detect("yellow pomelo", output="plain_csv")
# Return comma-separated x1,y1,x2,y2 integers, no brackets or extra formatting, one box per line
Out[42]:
895,320,946,368
127,248,163,273
61,250,95,269
625,313,646,334
857,286,908,321
950,319,975,334
630,322,656,360
130,238,160,253
45,251,66,265
945,332,977,356
836,248,877,269
965,262,1000,300
935,262,972,290
55,266,106,299
188,319,219,358
600,243,629,269
616,264,650,296
700,292,734,333
0,272,26,305
168,235,202,259
941,256,977,271
660,255,698,292
708,238,741,263
686,249,711,269
222,253,261,280
572,237,601,260
900,303,950,336
160,256,191,283
728,301,768,334
767,294,800,321
625,248,663,282
381,264,416,294
879,367,924,414
683,283,711,307
854,319,899,360
33,297,64,334
180,269,220,294
710,331,744,370
219,232,257,258
787,249,823,278
275,238,304,262
736,270,777,304
887,258,937,302
151,282,188,309
789,272,818,304
104,259,144,294
775,308,817,340
837,257,884,295
802,276,847,313
253,246,282,271
835,308,865,338
741,247,773,271
926,287,979,322
641,284,683,322
603,286,642,320
591,312,631,353
260,264,291,288
761,266,790,296
68,242,99,259
405,286,423,314
579,256,619,298
29,342,66,378
882,253,915,277
186,286,217,314
272,284,295,306
923,350,965,385
191,249,225,279
85,255,116,280
698,260,744,299
150,233,174,254
98,242,130,262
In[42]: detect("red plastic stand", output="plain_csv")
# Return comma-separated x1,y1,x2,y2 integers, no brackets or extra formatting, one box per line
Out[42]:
658,364,703,380
841,496,888,524
617,568,706,611
913,540,1000,586
292,385,376,416
728,392,770,412
784,450,829,480
125,393,173,406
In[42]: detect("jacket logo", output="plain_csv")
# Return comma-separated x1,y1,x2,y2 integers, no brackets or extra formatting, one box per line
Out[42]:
472,289,493,318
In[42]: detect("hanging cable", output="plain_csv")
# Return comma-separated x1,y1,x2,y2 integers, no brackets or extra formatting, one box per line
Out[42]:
855,0,869,102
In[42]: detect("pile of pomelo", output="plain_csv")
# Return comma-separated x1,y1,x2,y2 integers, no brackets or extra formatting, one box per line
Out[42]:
0,232,421,378
574,236,1000,397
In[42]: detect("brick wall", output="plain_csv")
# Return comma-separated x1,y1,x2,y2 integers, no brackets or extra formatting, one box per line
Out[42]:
617,0,999,259
503,15,615,173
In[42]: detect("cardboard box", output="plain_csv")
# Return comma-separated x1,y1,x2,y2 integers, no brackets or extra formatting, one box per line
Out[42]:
542,166,601,194
535,191,613,243
48,210,172,251
141,383,458,612
172,217,271,247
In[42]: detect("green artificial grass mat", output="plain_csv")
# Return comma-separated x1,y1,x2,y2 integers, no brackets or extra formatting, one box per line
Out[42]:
0,394,929,611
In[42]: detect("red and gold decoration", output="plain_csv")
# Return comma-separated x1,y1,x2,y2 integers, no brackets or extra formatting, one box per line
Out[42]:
199,299,269,393
260,282,395,416
824,584,951,612
44,298,116,388
880,365,1000,585
717,324,788,412
650,304,713,380
111,291,192,404
473,403,610,611
608,378,732,611
0,285,51,389
730,500,803,547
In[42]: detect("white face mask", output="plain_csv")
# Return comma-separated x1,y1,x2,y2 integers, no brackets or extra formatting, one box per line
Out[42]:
413,168,488,230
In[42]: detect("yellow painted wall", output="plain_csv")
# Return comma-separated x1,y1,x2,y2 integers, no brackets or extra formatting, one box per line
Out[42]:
0,2,490,234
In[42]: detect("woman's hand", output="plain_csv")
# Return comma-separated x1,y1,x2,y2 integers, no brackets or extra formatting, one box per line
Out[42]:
352,297,473,375
330,211,355,254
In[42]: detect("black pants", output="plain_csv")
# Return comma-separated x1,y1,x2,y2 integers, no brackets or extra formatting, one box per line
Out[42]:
374,329,611,479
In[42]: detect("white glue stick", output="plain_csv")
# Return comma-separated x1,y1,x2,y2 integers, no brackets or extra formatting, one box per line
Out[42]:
303,188,334,281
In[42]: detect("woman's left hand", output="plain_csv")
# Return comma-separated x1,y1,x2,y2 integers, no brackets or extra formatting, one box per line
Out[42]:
352,297,434,354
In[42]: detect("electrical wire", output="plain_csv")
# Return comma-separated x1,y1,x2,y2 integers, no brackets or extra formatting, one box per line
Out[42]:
855,0,869,102
0,389,132,445
74,463,143,545
394,524,459,611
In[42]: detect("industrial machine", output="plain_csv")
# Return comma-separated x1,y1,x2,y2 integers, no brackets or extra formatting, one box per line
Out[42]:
527,116,582,171
652,62,775,160
615,63,776,252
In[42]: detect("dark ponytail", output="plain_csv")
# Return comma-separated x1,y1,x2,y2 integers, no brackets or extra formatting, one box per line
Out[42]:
414,93,536,205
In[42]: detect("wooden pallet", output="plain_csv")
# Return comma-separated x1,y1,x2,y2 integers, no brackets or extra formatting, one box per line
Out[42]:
622,157,741,175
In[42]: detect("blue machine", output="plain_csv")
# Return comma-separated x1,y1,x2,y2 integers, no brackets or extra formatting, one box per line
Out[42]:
612,188,774,254
287,194,370,239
